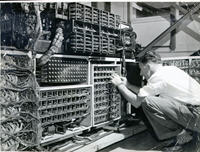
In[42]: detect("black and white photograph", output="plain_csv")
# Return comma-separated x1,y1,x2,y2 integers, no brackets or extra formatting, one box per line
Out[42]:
0,1,200,152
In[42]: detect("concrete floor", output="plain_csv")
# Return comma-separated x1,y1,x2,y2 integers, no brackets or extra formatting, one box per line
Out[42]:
99,130,200,152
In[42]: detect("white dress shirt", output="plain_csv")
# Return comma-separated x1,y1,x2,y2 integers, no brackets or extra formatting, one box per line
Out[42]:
138,66,200,105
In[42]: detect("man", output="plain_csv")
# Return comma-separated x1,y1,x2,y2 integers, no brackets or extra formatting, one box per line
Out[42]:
111,51,200,149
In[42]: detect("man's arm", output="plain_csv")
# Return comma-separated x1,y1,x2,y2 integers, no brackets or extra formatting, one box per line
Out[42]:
119,77,140,94
117,84,142,108
111,74,143,108
126,82,140,94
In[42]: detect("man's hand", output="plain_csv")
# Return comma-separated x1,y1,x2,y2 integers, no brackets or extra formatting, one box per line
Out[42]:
111,73,127,87
120,77,128,86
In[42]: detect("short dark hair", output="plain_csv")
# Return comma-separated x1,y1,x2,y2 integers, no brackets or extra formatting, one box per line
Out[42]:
136,51,161,64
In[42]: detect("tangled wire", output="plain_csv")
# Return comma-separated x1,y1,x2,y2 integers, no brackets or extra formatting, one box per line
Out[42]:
0,54,41,151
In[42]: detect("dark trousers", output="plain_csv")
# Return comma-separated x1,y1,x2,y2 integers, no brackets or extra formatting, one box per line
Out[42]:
140,96,200,140
132,105,159,140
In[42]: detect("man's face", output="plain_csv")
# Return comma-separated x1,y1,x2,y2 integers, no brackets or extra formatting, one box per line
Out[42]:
139,62,151,80
124,35,131,45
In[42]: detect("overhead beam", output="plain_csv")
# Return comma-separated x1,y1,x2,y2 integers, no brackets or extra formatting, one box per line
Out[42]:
136,3,200,58
132,2,143,11
144,2,172,9
139,3,159,15
169,6,179,50
173,3,200,23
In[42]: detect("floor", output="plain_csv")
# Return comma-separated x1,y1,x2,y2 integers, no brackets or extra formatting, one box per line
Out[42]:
99,130,200,152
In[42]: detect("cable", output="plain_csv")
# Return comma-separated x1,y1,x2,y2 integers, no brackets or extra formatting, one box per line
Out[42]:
37,25,64,67
0,53,40,151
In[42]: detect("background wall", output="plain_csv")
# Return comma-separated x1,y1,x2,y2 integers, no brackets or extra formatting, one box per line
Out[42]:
111,2,128,23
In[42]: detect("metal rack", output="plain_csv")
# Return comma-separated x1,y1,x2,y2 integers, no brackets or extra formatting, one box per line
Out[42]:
68,3,120,29
65,19,120,57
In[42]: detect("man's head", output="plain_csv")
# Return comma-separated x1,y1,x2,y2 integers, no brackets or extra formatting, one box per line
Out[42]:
137,51,162,80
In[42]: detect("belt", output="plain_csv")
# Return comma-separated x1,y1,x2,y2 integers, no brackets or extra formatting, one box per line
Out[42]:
186,104,200,108
186,104,200,114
